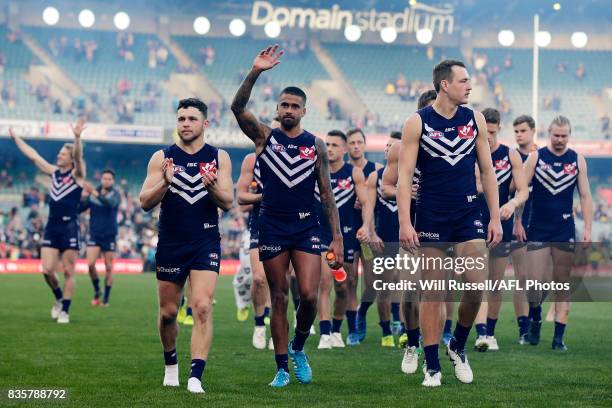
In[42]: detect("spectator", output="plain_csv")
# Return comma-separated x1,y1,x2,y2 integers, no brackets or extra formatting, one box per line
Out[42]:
575,63,586,81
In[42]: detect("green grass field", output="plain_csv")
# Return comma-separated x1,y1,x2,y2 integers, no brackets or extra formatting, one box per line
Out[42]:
1,274,611,407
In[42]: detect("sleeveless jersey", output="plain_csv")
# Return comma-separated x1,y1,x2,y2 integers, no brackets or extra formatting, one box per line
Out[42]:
158,143,220,243
87,187,120,237
247,158,263,234
258,128,318,217
375,167,399,242
416,105,479,211
48,168,82,222
479,144,512,221
518,150,533,228
316,162,356,238
530,147,579,225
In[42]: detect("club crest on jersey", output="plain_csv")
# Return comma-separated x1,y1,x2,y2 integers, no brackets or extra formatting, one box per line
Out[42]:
457,125,474,139
173,165,186,174
495,159,510,170
563,163,577,175
272,143,286,152
199,161,217,176
337,178,352,190
428,130,444,139
299,146,316,160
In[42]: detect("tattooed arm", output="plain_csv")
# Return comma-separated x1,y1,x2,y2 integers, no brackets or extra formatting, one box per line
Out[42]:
315,137,344,266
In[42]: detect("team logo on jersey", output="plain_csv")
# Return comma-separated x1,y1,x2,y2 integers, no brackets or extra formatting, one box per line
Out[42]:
563,163,577,175
299,146,316,160
272,143,286,152
209,253,219,260
495,159,510,170
310,236,320,243
173,165,186,174
199,161,217,176
474,220,483,228
428,131,444,139
538,162,552,171
458,125,474,139
337,178,352,190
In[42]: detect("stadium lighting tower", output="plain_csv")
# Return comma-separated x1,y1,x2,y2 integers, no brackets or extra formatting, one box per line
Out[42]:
380,27,398,44
416,28,433,45
193,16,211,35
536,31,551,47
78,9,95,28
498,30,515,47
229,18,246,37
571,31,588,48
264,21,281,38
114,12,130,31
42,7,60,26
553,2,561,11
344,25,361,42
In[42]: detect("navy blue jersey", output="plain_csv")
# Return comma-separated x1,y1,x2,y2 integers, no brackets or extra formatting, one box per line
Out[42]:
158,144,220,243
258,128,318,217
518,150,533,228
416,105,479,211
84,187,120,237
375,167,399,242
48,168,82,222
479,144,512,220
316,162,356,239
247,158,263,234
530,147,578,225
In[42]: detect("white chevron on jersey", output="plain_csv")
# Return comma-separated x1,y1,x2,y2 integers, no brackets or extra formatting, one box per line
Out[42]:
314,179,355,209
495,155,512,186
169,171,209,205
534,160,577,195
376,180,398,212
421,120,477,166
253,160,262,187
50,174,79,201
260,136,317,189
413,167,421,184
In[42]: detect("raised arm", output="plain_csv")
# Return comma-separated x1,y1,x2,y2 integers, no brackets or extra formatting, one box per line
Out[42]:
201,149,234,212
397,114,421,250
354,167,372,243
236,154,261,206
71,118,86,181
139,150,173,212
9,127,56,175
315,137,343,267
474,111,502,246
231,45,283,151
576,153,593,242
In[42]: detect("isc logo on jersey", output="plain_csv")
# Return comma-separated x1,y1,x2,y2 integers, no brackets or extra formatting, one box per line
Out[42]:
199,161,217,176
495,159,510,170
337,179,352,190
457,125,474,139
563,163,577,175
299,146,316,160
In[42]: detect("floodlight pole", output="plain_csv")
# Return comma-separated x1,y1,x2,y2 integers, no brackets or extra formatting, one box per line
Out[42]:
532,14,539,144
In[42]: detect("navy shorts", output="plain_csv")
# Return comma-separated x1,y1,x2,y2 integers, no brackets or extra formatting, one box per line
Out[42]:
87,234,116,252
527,221,576,253
156,238,221,283
483,215,513,258
248,226,259,250
258,212,321,261
42,220,80,252
415,206,486,244
321,230,357,263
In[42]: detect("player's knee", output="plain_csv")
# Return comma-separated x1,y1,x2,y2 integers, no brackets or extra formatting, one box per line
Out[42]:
334,282,348,298
252,274,267,290
192,299,212,320
299,291,317,306
271,291,288,309
160,306,178,325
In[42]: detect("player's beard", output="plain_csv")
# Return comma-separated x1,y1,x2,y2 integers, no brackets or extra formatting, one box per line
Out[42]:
179,130,202,144
281,117,299,131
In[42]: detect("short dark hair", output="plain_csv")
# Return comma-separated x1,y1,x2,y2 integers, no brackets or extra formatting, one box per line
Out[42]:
280,86,307,105
482,108,501,125
390,131,402,140
513,114,536,129
177,98,208,118
417,90,437,109
102,169,115,178
327,129,347,143
346,128,366,142
433,59,466,93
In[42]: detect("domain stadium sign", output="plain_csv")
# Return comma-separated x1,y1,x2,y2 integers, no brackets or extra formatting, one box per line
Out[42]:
251,1,455,34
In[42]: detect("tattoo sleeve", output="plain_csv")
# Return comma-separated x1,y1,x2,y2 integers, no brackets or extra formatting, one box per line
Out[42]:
315,138,341,236
231,69,270,146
